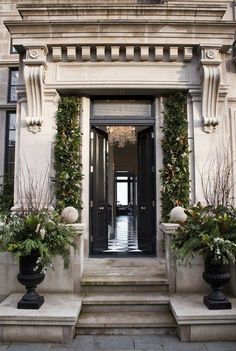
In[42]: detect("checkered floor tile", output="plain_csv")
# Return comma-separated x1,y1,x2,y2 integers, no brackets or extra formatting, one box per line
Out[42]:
105,215,142,253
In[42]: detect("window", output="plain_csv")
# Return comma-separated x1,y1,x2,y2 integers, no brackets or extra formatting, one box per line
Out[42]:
10,39,17,54
5,112,16,180
8,68,19,103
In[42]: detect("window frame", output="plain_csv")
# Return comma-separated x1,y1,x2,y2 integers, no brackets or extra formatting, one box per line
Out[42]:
4,111,16,180
7,67,19,103
10,39,18,54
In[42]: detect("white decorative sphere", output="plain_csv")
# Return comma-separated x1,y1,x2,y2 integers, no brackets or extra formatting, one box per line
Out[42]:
170,206,187,223
61,206,79,224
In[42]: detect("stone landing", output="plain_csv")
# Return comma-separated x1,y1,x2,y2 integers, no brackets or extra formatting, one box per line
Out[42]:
0,294,82,343
171,295,236,342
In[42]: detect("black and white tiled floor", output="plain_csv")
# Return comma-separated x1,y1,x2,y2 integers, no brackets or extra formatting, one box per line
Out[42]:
105,215,142,253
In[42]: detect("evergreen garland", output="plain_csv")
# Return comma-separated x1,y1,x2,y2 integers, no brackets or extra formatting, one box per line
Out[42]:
160,92,190,222
54,96,83,217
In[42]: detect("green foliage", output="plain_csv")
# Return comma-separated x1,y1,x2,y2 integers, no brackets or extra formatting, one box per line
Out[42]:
0,210,79,270
0,175,14,214
172,204,236,265
54,97,83,218
160,92,190,222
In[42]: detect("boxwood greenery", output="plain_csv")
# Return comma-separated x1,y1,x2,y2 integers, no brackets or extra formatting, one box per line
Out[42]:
160,92,190,222
54,96,83,218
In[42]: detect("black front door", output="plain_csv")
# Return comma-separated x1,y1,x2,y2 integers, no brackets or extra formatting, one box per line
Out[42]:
137,127,156,253
90,127,108,253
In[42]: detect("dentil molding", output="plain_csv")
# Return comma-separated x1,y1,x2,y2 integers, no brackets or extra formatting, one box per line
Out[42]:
23,46,48,133
51,45,193,63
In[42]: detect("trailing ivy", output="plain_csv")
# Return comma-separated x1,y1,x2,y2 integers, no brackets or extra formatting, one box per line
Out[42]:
54,97,83,218
160,92,190,222
0,175,14,214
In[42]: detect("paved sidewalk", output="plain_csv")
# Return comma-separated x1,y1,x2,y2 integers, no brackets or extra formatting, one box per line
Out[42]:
1,335,236,351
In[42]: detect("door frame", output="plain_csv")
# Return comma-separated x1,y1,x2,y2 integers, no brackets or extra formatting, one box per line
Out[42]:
89,97,157,256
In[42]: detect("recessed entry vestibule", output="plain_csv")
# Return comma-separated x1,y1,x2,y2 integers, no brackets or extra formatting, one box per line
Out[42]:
90,98,156,256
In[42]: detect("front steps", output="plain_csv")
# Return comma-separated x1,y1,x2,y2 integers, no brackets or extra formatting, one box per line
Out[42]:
76,258,177,335
76,292,177,335
80,258,169,293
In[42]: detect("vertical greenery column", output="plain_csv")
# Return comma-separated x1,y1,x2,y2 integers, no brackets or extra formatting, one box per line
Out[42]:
160,92,190,222
54,96,83,217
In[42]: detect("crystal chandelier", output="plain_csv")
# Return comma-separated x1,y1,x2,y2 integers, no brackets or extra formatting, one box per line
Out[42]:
107,126,136,148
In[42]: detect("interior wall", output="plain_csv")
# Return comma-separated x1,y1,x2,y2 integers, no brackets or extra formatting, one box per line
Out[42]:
114,143,138,172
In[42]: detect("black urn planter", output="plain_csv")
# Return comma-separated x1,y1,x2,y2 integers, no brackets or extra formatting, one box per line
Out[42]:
202,258,231,310
17,251,45,309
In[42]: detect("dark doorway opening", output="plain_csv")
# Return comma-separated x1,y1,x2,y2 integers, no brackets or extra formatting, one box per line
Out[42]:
90,125,156,256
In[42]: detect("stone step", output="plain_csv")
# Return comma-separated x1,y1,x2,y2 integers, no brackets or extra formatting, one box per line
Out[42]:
76,311,177,335
76,326,177,336
81,273,167,283
81,283,169,293
83,304,169,312
83,258,166,268
82,292,170,312
82,292,170,305
81,258,168,293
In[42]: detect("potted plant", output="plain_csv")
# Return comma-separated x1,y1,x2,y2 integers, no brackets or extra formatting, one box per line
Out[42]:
0,209,78,309
172,203,236,309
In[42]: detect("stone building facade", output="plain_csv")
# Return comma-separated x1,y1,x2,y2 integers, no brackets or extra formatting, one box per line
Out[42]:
0,0,236,295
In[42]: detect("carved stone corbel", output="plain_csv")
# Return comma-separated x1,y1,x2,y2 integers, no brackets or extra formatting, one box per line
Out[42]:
23,46,48,133
200,47,221,131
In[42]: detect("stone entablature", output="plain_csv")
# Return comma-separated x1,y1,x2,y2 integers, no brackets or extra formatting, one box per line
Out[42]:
50,45,193,63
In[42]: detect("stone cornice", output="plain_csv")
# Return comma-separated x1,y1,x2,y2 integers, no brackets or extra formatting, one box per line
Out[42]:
16,3,228,22
6,21,236,54
0,60,19,68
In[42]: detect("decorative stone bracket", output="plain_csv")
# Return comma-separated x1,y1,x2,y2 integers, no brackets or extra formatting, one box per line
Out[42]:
200,47,221,131
23,46,48,133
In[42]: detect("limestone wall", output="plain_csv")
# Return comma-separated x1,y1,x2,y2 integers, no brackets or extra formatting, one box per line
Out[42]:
0,1,19,177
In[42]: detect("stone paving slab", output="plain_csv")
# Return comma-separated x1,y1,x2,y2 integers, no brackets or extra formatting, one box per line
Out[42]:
1,335,236,351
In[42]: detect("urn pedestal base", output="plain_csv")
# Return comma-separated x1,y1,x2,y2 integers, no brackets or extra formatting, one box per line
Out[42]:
17,293,44,309
202,260,231,310
203,295,232,310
